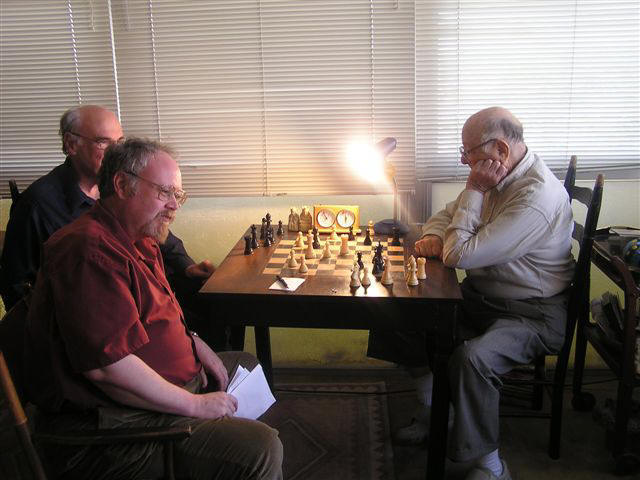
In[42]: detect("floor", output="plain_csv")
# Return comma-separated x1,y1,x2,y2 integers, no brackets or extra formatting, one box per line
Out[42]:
272,367,640,480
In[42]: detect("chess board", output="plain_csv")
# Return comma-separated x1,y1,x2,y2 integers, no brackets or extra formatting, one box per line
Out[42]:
262,236,406,276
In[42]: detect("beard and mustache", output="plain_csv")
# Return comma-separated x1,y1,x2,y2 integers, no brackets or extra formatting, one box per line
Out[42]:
142,210,175,244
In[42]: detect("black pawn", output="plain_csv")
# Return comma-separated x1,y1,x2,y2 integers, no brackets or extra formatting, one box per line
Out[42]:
266,213,271,224
260,217,266,239
244,236,253,255
251,225,259,249
263,229,273,247
312,228,321,249
357,251,364,270
363,228,372,246
276,220,284,236
390,226,401,246
348,226,355,241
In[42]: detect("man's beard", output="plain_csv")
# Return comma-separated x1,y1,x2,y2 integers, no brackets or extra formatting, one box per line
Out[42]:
142,212,174,244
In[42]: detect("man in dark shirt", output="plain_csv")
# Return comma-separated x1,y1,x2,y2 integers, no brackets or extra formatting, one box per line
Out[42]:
0,105,220,343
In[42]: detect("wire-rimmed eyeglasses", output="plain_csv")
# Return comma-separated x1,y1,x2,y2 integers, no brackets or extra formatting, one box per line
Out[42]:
125,171,187,207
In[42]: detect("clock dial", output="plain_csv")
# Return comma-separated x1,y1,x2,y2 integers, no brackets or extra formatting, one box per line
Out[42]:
316,208,336,228
336,209,356,228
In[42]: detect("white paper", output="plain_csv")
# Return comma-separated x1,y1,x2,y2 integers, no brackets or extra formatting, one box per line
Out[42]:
226,364,276,420
269,277,305,292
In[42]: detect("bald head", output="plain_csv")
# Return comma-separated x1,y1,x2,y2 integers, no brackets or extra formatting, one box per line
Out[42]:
463,107,524,147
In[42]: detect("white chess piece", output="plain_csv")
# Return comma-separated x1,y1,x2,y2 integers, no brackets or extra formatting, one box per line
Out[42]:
295,231,304,247
405,255,416,282
361,266,371,287
321,240,333,259
417,257,427,280
305,236,316,259
287,249,298,268
407,262,419,286
381,256,393,285
350,262,361,288
298,254,308,273
329,225,339,242
339,235,349,256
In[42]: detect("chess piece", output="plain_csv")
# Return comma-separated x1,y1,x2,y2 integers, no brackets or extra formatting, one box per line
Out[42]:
298,255,308,273
407,261,419,286
295,231,304,247
243,236,253,255
372,244,385,276
288,208,300,232
350,263,361,288
251,224,259,249
312,227,321,249
299,206,313,233
405,255,416,282
277,220,284,236
381,256,393,285
363,228,372,246
356,251,364,270
287,249,298,268
368,220,374,236
390,226,402,246
348,226,355,241
260,217,266,239
263,229,273,247
329,225,338,242
417,257,427,280
305,234,316,259
321,241,332,259
339,235,349,256
361,266,371,287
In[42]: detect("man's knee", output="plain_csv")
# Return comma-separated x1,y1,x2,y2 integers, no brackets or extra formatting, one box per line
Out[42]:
250,423,283,480
449,341,494,379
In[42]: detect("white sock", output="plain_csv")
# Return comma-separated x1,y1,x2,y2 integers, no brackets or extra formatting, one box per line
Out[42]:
477,449,503,477
414,372,433,406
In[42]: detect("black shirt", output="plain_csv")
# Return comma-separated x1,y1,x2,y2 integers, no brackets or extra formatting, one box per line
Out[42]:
0,158,197,309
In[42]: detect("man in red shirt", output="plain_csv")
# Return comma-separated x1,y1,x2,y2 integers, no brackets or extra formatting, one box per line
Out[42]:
24,138,283,479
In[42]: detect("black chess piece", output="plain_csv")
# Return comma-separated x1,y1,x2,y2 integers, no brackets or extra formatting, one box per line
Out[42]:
266,213,271,224
372,255,384,276
357,251,364,270
363,228,372,246
390,226,402,246
260,217,266,239
348,226,355,241
251,225,259,249
312,228,321,249
276,220,284,236
243,236,253,255
263,229,273,247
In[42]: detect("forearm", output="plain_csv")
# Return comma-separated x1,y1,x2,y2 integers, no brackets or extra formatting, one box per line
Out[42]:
422,197,458,239
84,354,199,417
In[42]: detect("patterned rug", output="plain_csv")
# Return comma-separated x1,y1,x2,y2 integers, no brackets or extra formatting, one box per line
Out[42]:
260,381,395,480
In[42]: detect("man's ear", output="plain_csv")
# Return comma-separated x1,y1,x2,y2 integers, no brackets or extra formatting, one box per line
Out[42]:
495,139,510,162
113,171,133,199
63,132,78,156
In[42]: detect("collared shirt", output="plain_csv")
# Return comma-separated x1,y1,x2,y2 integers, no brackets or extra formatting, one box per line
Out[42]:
24,201,201,412
422,150,574,299
0,158,194,309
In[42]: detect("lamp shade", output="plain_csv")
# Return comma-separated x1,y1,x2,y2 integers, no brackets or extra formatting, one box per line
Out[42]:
376,137,397,158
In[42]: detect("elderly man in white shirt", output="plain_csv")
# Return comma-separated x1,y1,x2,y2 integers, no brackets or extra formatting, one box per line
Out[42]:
369,107,574,480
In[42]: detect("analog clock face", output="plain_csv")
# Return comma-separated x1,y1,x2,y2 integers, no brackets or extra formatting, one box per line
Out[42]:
316,208,336,228
336,209,356,228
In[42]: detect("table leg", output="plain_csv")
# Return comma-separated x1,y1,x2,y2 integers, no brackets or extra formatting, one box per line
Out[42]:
255,326,274,388
427,351,450,480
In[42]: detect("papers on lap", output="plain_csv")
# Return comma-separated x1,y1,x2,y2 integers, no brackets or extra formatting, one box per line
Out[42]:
227,364,276,420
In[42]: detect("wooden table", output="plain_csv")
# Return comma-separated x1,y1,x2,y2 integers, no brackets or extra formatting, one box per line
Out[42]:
199,225,463,480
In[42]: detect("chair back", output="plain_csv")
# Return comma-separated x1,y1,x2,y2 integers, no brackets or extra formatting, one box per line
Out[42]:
9,179,20,204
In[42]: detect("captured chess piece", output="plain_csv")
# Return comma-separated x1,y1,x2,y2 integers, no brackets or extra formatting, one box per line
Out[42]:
390,226,402,246
251,224,259,249
277,220,284,236
244,235,253,255
417,257,427,280
363,228,372,246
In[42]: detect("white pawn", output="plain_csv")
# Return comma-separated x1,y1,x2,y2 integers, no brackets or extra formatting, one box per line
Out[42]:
330,225,339,242
298,254,308,273
361,266,372,287
417,257,427,280
295,231,304,247
407,262,419,286
381,256,393,285
287,249,299,268
321,240,333,259
305,236,316,259
350,262,361,288
339,235,349,256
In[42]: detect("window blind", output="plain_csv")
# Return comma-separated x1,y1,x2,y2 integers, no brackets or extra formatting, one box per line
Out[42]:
415,0,640,181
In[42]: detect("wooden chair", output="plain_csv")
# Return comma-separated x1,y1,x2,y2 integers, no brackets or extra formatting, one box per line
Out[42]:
500,156,604,459
0,298,192,480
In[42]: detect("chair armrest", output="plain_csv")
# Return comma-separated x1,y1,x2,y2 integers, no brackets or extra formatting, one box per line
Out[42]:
33,425,192,446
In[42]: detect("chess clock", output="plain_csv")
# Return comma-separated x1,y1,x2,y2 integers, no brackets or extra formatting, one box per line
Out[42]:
313,205,360,233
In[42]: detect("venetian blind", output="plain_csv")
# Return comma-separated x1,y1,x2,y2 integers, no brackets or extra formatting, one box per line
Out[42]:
415,0,640,181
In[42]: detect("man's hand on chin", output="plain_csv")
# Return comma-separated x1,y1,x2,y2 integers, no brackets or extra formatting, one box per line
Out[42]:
466,159,508,193
185,260,216,279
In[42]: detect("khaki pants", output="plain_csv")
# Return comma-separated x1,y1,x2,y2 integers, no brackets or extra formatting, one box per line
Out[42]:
40,352,283,480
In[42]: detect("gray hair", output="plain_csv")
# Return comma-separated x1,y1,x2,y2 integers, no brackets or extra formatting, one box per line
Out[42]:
480,116,524,152
98,137,176,199
59,107,82,154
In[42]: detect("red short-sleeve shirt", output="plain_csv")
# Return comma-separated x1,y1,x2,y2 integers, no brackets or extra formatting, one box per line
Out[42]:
25,202,201,412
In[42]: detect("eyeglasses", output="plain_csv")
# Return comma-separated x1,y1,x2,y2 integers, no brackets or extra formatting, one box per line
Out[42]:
459,139,498,161
125,171,187,207
70,131,124,150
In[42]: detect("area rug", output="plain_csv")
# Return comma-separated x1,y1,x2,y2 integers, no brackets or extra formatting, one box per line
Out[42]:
260,381,395,480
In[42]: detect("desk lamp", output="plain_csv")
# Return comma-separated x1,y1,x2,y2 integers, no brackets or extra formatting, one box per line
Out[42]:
347,137,408,237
